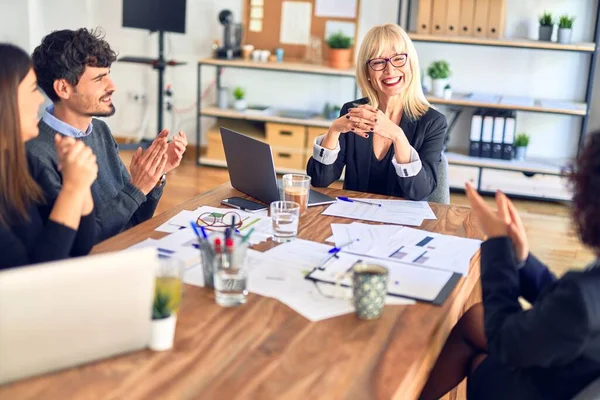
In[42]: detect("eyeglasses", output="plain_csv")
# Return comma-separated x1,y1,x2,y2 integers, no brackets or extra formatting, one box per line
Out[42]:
367,53,408,71
196,211,243,230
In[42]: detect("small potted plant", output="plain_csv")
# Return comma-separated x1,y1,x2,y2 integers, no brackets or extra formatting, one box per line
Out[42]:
149,289,177,351
514,132,530,161
232,87,247,111
538,12,555,41
427,61,451,98
326,31,353,69
558,15,575,44
443,83,452,100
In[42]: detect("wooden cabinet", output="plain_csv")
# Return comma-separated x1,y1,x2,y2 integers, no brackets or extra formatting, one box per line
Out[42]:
266,123,307,149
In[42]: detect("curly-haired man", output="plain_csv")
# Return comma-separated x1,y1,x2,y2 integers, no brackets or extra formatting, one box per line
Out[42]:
27,28,187,243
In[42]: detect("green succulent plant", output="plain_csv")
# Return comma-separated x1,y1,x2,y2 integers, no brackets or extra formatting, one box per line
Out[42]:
539,12,554,27
233,86,245,100
153,289,173,320
515,133,530,147
326,31,353,49
558,15,575,29
427,61,451,80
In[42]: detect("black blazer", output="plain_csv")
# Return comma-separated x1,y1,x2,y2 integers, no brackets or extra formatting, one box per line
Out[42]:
306,98,447,200
480,237,600,399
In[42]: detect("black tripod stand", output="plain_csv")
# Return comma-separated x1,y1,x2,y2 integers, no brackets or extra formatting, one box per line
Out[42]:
117,31,186,150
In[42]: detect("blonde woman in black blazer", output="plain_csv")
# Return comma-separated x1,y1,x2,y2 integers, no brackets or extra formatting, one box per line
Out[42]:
307,24,447,200
419,133,600,400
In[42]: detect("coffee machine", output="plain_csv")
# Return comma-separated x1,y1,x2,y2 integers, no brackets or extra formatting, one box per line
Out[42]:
216,9,242,59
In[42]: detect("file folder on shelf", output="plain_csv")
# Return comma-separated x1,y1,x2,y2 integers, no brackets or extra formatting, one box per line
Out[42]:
480,112,494,158
469,110,483,157
459,0,476,36
503,111,516,160
431,0,448,35
446,0,461,35
492,113,505,159
473,0,490,38
487,0,506,38
417,0,433,34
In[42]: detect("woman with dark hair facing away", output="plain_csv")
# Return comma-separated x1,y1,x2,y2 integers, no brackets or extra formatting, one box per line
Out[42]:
0,43,98,269
307,24,447,200
419,133,600,399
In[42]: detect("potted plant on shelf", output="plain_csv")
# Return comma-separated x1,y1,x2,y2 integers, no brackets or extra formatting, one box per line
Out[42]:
514,133,530,161
558,15,575,44
427,61,451,98
443,83,452,100
538,12,555,41
232,87,247,111
149,289,177,351
326,31,353,69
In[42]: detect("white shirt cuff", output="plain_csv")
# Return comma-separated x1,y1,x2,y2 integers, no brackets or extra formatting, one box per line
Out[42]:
391,147,422,178
312,135,340,166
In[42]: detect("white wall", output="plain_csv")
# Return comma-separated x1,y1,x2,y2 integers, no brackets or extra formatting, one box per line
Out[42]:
0,0,597,159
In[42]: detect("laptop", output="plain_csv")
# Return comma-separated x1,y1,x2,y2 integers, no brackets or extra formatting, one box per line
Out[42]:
220,127,336,206
0,248,157,384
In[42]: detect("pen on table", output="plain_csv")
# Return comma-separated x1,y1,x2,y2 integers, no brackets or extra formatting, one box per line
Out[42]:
337,196,382,207
328,238,360,254
241,227,255,243
190,222,202,239
225,237,234,269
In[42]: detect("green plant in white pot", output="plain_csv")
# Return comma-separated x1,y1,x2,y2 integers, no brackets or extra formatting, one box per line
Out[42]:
427,61,451,98
538,12,555,41
149,289,177,351
514,133,530,161
233,87,247,111
558,15,575,44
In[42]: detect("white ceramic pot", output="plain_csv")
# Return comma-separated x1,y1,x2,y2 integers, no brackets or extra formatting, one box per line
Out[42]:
443,88,453,100
234,99,247,111
149,315,177,351
558,28,573,44
432,79,448,98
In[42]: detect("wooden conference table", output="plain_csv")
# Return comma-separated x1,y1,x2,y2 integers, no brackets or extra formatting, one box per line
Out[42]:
0,183,483,400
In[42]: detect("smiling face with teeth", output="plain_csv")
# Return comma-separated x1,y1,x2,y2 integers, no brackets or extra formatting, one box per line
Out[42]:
367,49,410,101
66,66,117,118
356,24,429,120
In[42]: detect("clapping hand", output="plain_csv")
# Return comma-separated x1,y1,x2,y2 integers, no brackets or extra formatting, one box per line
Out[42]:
465,182,529,262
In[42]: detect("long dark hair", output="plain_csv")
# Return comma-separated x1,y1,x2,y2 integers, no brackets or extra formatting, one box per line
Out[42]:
571,132,600,251
0,43,43,226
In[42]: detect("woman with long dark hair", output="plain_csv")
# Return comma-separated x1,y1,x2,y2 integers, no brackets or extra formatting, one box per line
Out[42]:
419,134,600,399
0,43,97,269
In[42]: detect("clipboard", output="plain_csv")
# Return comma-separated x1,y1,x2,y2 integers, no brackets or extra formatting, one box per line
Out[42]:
304,253,461,306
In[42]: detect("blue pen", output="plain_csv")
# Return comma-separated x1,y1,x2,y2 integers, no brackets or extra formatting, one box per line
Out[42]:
337,196,382,207
190,222,202,238
328,238,360,254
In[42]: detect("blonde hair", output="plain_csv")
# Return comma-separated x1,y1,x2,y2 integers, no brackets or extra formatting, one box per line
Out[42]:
356,24,430,120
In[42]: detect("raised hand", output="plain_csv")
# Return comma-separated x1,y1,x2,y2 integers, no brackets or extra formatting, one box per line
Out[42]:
165,131,187,173
130,135,168,195
55,134,98,191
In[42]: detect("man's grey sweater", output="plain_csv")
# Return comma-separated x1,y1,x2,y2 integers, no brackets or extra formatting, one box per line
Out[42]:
26,119,164,243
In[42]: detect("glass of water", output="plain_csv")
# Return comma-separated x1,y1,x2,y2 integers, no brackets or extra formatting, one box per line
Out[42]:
212,232,250,307
270,201,300,242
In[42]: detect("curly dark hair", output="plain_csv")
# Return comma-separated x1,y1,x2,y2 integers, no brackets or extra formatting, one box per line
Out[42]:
32,28,117,102
571,132,600,250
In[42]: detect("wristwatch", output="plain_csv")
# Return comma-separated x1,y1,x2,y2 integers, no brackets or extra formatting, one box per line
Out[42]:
155,173,167,188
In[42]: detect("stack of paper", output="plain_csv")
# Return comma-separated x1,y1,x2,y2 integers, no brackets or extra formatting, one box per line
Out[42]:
322,198,436,226
246,240,415,321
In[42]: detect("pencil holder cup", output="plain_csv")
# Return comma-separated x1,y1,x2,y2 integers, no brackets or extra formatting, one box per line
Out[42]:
198,231,249,290
352,263,388,320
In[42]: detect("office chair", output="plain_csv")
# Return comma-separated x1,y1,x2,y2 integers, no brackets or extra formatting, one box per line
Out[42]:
427,152,450,204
